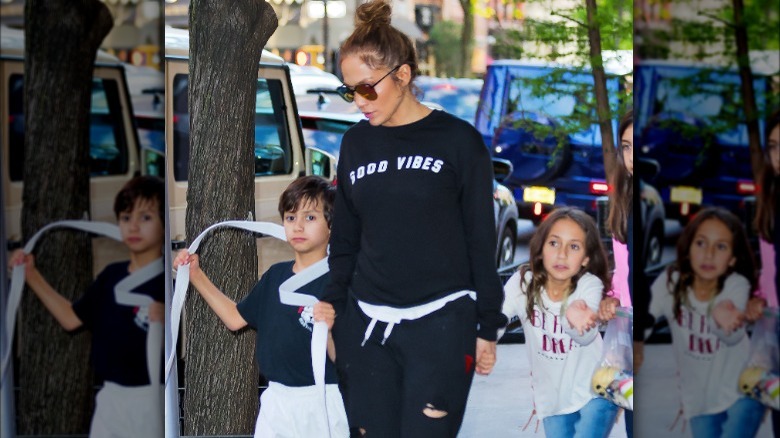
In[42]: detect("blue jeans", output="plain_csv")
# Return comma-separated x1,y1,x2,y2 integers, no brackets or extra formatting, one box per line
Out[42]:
542,397,619,438
689,397,765,438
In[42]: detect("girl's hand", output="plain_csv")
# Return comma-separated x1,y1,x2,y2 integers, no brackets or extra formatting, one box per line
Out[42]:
598,296,620,321
565,300,598,336
744,296,766,323
711,300,745,335
313,301,336,330
173,250,202,281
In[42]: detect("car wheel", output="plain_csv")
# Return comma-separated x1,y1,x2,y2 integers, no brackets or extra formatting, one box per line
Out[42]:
646,222,664,266
497,225,516,268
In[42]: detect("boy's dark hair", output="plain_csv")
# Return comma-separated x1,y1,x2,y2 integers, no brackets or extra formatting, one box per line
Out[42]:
278,176,336,227
114,176,164,220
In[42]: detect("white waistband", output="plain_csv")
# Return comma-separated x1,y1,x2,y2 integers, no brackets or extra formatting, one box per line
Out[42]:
357,290,476,346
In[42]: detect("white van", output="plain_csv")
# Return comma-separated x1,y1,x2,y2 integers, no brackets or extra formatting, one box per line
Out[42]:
164,27,307,272
1,26,158,269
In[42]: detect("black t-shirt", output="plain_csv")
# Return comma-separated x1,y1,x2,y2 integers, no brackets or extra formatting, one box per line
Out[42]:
236,260,338,387
72,261,164,386
325,110,507,340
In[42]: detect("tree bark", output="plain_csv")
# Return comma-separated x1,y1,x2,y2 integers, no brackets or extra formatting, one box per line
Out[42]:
183,0,278,434
459,0,474,77
732,0,763,183
585,0,616,178
19,0,112,434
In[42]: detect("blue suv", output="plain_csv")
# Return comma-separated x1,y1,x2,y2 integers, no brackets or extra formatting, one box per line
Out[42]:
635,60,775,225
475,60,630,223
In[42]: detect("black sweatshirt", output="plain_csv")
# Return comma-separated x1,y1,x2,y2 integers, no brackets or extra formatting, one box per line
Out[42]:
325,110,508,341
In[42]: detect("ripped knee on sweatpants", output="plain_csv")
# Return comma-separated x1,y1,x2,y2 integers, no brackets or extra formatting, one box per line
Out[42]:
422,403,448,418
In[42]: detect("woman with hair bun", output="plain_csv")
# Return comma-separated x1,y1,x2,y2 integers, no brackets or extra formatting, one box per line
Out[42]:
323,0,507,435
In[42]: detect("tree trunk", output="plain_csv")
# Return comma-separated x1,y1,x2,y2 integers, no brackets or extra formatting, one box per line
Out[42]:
183,0,278,434
19,1,112,434
585,0,616,179
732,0,763,183
459,0,474,77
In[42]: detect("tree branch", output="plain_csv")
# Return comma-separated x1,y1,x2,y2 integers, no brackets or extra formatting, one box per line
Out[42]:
697,11,735,28
550,11,586,28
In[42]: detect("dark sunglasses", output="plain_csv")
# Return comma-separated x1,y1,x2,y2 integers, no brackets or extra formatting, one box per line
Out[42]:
336,65,401,103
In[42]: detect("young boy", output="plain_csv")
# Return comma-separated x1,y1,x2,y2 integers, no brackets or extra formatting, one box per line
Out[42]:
173,175,349,437
10,175,165,437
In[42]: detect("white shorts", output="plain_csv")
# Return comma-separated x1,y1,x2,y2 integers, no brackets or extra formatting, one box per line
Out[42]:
89,381,163,438
254,381,349,438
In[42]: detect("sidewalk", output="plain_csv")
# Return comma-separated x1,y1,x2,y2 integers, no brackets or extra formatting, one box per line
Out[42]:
460,344,775,437
460,344,627,437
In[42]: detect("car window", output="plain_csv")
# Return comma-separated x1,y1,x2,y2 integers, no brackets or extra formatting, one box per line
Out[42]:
506,78,578,118
8,74,129,181
300,117,354,134
172,73,293,181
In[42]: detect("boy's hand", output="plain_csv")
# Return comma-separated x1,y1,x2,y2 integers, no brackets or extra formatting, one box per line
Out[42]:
565,300,598,336
313,301,336,330
173,250,202,281
712,300,745,335
744,296,766,323
8,249,37,279
149,301,164,323
598,296,620,322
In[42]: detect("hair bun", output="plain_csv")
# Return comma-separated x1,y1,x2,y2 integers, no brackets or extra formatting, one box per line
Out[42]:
354,0,392,30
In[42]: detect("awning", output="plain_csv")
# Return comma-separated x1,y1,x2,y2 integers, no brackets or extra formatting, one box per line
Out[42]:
391,16,424,41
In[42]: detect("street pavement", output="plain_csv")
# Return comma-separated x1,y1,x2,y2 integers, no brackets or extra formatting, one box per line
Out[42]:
460,343,775,437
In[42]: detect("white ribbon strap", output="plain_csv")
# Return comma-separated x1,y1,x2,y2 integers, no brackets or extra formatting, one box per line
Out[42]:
2,221,131,382
166,221,330,389
114,257,164,385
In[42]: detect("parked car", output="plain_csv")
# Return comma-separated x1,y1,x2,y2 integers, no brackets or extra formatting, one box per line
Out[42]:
2,26,154,269
475,57,632,224
635,59,777,227
301,110,520,268
288,63,342,95
417,77,483,126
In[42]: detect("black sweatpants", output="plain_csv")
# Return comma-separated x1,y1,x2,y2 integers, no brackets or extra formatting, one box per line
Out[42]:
334,295,478,438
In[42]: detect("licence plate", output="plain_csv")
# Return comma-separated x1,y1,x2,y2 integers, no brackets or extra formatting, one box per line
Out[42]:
523,186,555,205
670,186,703,204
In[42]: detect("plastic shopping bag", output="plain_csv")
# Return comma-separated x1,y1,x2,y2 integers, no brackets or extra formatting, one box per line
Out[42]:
591,307,633,410
738,308,779,410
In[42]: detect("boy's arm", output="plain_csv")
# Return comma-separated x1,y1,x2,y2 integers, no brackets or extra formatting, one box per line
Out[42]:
10,251,82,331
175,251,248,331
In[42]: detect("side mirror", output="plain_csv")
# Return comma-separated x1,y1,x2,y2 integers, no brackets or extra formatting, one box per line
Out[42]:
637,157,660,181
306,146,338,181
492,158,514,183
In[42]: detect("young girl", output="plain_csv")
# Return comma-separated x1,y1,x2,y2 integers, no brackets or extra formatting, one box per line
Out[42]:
501,207,618,437
748,109,779,318
648,207,764,437
603,109,633,312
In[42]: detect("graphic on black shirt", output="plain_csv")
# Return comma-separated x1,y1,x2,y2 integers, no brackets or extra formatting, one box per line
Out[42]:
72,261,164,386
236,260,339,387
